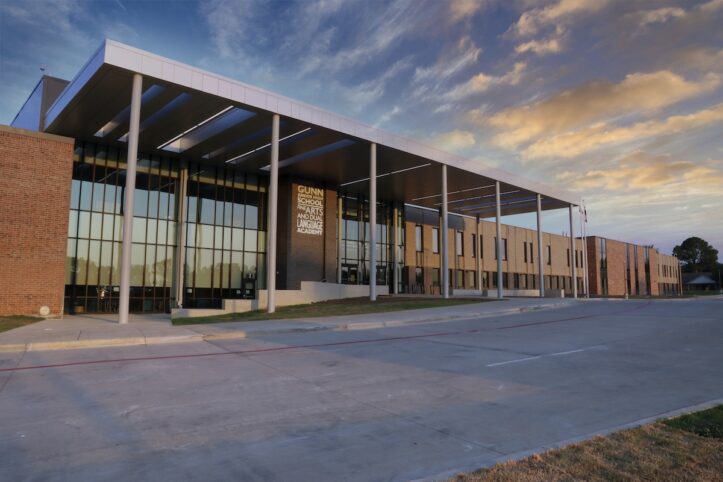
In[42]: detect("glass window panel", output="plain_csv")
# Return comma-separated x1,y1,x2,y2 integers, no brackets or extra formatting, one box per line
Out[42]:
114,215,123,240
221,251,231,288
215,201,224,227
213,250,223,288
70,179,81,210
196,249,213,288
92,182,105,212
198,224,214,249
101,214,115,240
68,210,78,238
157,220,167,245
147,190,159,218
156,246,168,287
214,226,223,250
257,231,266,253
347,220,358,240
99,241,113,285
167,221,177,246
90,212,103,240
158,191,169,219
243,252,257,279
145,244,157,287
232,228,244,251
224,201,233,226
230,251,242,288
184,247,195,287
186,222,197,248
200,197,215,225
187,196,197,223
134,189,148,217
223,227,232,250
244,230,257,252
79,180,92,210
131,243,145,286
232,200,244,228
256,254,266,289
132,217,147,243
245,191,259,229
65,239,76,285
146,219,158,245
87,241,100,286
103,184,117,213
111,242,121,285
78,211,91,239
76,239,89,285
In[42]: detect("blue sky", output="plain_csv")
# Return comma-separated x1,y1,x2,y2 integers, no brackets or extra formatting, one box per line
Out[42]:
1,0,722,254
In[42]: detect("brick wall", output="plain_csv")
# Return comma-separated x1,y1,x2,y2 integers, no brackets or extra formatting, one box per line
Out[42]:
0,126,74,316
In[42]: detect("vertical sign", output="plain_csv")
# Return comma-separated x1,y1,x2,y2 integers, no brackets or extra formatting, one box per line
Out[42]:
296,185,324,236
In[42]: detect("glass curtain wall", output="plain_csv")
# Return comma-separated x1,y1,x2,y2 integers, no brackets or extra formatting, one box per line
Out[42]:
183,164,267,309
66,142,178,313
337,194,399,288
65,142,268,313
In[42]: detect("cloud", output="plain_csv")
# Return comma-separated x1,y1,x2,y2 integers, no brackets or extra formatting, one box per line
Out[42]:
637,7,686,27
515,36,563,55
524,102,723,159
449,0,485,23
485,71,721,149
444,62,526,101
699,0,723,12
412,36,482,84
431,129,476,152
511,0,609,37
557,151,723,193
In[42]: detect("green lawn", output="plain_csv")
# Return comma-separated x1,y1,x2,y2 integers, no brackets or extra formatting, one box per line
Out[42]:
0,315,44,333
172,296,490,325
452,405,723,482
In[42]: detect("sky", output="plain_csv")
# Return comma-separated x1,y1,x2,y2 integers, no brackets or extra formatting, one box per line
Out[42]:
1,0,722,255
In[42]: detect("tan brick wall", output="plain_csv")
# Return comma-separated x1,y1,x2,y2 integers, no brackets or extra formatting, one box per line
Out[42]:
0,126,74,316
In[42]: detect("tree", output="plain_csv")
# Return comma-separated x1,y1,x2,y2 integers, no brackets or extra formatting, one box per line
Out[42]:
673,237,719,273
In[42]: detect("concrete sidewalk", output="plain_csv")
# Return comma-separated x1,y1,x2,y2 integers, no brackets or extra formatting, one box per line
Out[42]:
0,297,577,353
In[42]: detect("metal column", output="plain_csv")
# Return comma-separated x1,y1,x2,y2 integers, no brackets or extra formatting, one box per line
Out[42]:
536,194,545,297
337,195,343,284
174,166,189,308
266,114,280,313
441,165,449,299
495,181,503,299
392,204,399,295
118,73,143,324
476,215,482,294
569,204,578,298
369,143,377,301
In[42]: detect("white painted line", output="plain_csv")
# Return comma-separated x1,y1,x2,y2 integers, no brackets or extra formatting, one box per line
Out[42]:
486,346,602,367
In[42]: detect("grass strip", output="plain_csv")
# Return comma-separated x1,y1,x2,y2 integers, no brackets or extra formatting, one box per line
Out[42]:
173,297,489,325
0,315,44,333
453,405,723,482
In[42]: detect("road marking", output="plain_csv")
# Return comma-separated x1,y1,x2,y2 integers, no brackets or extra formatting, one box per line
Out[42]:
486,347,599,367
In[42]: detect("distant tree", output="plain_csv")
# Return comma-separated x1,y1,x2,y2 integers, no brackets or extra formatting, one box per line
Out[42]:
673,237,719,273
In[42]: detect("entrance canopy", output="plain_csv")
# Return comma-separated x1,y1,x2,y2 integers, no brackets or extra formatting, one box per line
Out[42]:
43,40,578,218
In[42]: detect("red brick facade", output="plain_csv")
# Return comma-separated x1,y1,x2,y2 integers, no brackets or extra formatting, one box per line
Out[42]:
0,126,74,316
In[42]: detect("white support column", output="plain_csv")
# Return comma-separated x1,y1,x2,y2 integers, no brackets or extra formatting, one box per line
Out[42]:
476,215,482,294
266,114,280,313
495,181,503,299
118,73,143,324
369,143,377,301
441,165,449,299
569,204,578,299
174,166,189,308
337,195,343,284
536,194,545,298
392,204,399,295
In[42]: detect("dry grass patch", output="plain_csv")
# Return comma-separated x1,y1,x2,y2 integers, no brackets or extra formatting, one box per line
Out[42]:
454,416,723,481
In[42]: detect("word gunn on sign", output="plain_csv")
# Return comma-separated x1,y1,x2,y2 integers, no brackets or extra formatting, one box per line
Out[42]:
296,185,324,236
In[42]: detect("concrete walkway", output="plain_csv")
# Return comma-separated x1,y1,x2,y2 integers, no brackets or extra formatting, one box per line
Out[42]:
0,298,576,353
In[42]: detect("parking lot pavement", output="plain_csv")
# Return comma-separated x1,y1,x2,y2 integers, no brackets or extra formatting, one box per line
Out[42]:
1,298,721,481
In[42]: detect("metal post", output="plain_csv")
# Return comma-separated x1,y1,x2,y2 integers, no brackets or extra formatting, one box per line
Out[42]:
580,205,588,298
118,73,143,324
337,195,343,284
369,143,377,301
476,214,482,294
536,194,545,298
569,204,577,299
175,166,189,308
441,165,449,299
266,114,280,313
392,204,399,295
495,181,503,299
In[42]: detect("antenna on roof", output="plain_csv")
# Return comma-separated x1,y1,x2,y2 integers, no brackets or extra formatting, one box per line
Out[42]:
40,65,47,75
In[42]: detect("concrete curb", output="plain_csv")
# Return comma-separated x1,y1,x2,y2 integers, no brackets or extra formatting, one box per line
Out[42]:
0,301,573,353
